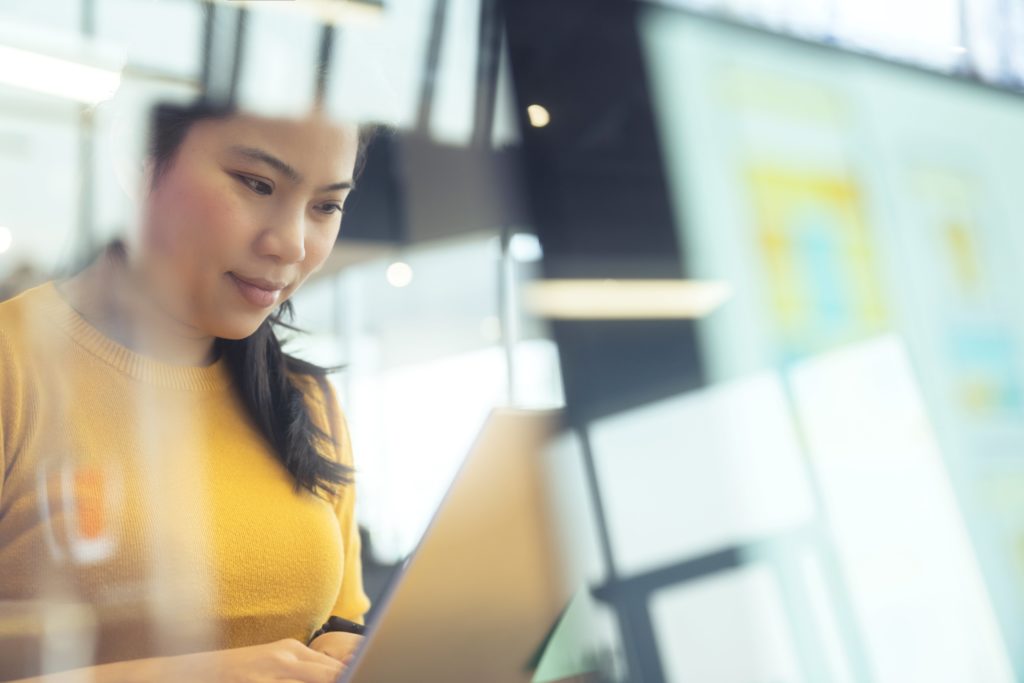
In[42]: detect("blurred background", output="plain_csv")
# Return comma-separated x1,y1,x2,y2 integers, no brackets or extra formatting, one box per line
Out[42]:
3,0,1024,681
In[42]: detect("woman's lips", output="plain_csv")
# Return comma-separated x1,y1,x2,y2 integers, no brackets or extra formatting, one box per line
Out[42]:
228,272,285,308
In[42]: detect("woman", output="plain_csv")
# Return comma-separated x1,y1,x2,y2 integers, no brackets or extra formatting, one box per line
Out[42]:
0,101,373,682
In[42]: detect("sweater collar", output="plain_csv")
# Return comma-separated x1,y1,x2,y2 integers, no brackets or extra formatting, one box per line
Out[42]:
35,281,232,392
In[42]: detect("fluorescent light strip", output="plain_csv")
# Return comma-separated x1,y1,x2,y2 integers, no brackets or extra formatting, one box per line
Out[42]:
212,0,384,26
0,44,122,104
524,279,733,320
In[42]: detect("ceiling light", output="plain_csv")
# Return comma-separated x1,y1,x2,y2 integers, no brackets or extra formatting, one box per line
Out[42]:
524,279,732,319
527,104,550,128
0,44,122,104
386,261,413,288
213,0,384,25
509,233,543,263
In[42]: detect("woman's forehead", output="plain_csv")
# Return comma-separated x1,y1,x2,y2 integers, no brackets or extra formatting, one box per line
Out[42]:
192,113,360,180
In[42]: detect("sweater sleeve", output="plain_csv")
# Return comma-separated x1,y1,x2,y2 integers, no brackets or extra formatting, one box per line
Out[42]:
0,372,5,511
0,329,12,507
319,380,372,624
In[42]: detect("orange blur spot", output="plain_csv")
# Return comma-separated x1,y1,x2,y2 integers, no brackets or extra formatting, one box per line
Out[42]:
73,467,106,540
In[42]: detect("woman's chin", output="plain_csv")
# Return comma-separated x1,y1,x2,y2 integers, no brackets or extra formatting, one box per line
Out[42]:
212,317,268,341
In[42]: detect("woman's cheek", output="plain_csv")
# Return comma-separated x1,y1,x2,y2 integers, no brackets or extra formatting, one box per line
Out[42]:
304,225,339,271
195,187,254,242
152,184,230,254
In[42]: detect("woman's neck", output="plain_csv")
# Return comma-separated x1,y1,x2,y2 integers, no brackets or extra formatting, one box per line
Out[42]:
58,248,218,367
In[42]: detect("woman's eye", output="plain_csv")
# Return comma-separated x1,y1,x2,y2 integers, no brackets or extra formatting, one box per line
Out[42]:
316,203,343,216
235,175,272,196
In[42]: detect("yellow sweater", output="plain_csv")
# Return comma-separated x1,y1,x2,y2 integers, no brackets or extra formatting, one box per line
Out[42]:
0,282,369,678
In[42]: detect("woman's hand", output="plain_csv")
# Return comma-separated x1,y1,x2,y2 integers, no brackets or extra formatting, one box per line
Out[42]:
11,638,346,683
170,638,345,682
308,631,365,668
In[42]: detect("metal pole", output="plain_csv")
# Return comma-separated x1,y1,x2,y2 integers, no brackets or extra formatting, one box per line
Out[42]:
76,0,98,262
315,23,337,106
415,0,451,133
472,0,503,148
498,225,517,405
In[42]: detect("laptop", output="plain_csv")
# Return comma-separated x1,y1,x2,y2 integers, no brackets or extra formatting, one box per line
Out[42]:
340,408,572,683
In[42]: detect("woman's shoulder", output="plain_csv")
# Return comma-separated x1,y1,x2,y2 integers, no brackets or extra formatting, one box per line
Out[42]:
0,281,40,321
0,283,63,409
0,282,58,354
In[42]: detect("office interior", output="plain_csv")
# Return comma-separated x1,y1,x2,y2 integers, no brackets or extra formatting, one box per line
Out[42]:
2,0,1024,681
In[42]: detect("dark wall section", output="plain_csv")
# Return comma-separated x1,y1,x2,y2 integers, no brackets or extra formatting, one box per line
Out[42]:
341,132,527,245
500,0,705,423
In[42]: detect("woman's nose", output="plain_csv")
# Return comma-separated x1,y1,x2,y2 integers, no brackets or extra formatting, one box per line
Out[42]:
254,209,306,264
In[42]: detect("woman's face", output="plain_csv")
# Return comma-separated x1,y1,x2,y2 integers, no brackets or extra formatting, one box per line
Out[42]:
137,112,359,340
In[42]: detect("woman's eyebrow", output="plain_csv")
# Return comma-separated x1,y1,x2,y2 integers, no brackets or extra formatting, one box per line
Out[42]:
228,145,354,192
318,180,355,193
229,145,303,183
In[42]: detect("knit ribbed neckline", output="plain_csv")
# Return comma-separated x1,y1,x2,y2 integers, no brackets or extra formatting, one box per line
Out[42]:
35,281,232,392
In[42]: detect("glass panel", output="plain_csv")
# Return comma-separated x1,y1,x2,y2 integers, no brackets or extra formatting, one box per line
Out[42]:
790,336,1013,682
639,6,1024,679
650,564,804,683
589,373,815,576
0,0,81,33
96,0,202,78
428,0,481,144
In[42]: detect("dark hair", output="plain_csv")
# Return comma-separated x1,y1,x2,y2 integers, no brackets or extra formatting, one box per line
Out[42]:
150,101,375,498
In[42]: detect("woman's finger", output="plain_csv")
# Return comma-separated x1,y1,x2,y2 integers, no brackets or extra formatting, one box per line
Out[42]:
305,649,348,668
285,660,344,683
291,642,350,668
309,632,364,662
